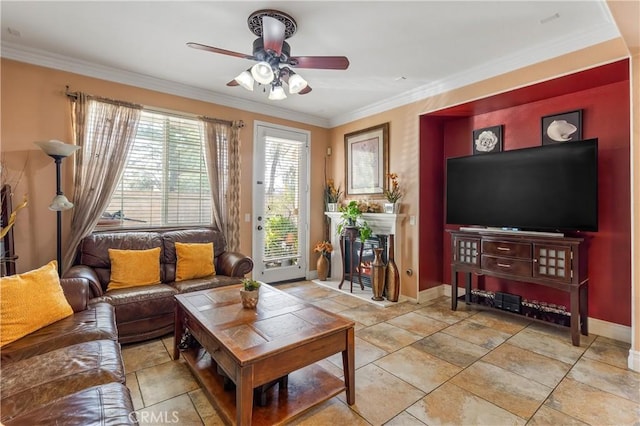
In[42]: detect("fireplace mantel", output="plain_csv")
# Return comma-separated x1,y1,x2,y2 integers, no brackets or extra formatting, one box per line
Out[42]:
324,212,406,283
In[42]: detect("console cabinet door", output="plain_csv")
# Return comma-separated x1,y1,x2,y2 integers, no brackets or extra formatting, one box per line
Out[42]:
453,237,480,266
533,244,572,282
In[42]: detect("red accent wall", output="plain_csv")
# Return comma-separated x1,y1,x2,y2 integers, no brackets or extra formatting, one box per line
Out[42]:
419,61,631,326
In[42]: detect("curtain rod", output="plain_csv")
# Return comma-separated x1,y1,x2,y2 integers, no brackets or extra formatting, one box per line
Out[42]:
65,86,142,109
66,86,244,128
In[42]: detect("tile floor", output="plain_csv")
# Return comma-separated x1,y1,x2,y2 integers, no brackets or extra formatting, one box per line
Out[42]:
122,280,640,425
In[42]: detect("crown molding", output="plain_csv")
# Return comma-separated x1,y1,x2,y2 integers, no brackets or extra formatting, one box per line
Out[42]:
328,21,621,127
1,16,620,130
0,41,330,128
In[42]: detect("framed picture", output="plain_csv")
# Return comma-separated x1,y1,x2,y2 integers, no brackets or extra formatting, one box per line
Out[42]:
541,110,582,145
472,125,503,155
345,123,389,196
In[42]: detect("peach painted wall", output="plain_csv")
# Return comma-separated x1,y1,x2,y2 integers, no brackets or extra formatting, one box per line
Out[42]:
0,59,330,274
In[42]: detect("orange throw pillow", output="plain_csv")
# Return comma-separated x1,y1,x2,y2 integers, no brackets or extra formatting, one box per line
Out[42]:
107,247,161,290
175,242,215,281
0,261,73,347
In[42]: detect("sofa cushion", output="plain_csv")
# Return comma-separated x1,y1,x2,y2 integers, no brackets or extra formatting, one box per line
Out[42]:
0,261,74,347
0,339,125,423
3,382,137,426
108,247,161,290
1,303,118,364
99,284,177,324
175,242,215,281
162,228,227,282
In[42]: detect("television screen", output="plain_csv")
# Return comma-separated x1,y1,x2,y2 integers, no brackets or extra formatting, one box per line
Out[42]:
446,138,598,232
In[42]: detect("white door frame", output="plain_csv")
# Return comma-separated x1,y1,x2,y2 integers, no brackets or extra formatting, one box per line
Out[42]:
252,120,311,283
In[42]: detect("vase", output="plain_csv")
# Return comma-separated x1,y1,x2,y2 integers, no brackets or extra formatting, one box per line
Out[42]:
371,248,386,301
240,289,259,309
384,202,399,214
317,254,329,280
327,203,338,212
386,234,400,302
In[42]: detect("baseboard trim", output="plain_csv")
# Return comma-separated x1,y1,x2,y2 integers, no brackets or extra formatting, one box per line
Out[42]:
426,284,631,344
628,349,640,372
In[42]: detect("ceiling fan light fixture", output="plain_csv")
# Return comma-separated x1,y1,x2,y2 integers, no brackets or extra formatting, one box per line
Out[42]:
234,70,254,91
288,73,308,94
251,61,274,84
268,83,287,100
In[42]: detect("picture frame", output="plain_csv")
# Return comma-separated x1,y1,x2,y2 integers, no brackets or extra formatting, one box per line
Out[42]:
472,125,503,155
541,109,582,145
345,122,389,196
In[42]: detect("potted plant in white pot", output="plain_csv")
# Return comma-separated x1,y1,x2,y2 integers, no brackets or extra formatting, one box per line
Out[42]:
240,278,261,309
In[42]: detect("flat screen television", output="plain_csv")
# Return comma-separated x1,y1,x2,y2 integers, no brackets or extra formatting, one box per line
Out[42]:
446,138,598,232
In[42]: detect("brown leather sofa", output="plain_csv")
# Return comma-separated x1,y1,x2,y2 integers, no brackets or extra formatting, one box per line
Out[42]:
65,227,253,344
0,278,136,425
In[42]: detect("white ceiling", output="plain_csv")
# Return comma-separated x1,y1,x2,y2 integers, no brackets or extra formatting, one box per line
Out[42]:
0,1,622,128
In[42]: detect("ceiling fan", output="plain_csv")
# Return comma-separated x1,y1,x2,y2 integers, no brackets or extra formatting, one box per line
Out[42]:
187,9,350,100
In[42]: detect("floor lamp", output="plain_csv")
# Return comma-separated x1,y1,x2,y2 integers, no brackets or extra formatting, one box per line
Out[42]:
35,140,80,277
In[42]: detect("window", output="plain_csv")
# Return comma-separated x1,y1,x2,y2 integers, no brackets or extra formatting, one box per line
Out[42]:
103,110,212,228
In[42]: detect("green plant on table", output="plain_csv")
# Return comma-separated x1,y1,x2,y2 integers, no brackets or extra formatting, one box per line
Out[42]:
241,278,261,291
337,200,373,242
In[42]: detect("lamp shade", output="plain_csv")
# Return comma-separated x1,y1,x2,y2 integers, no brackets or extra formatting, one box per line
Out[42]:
251,62,275,85
49,194,74,211
268,85,287,100
288,73,308,94
234,70,254,91
35,140,80,157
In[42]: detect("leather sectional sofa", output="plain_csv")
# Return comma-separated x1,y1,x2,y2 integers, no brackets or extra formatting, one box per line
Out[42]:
1,277,136,425
65,227,253,343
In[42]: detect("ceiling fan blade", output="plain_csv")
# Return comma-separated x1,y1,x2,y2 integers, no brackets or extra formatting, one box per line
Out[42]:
262,16,285,56
299,85,312,95
289,56,350,70
187,42,255,60
226,80,239,87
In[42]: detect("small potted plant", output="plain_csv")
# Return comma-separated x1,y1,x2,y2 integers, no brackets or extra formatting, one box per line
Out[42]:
325,179,342,212
338,200,372,242
383,173,402,213
240,278,261,309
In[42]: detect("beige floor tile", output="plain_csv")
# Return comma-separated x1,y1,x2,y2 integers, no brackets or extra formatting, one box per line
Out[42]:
567,357,640,403
188,389,226,425
450,361,551,419
339,303,400,326
406,382,526,426
375,346,461,393
161,334,174,354
310,297,351,313
411,331,489,367
289,397,370,425
357,322,423,352
384,411,426,425
545,377,640,425
386,312,448,337
442,319,512,349
136,360,200,406
413,301,475,324
482,343,572,388
508,327,588,364
135,393,202,425
122,339,172,373
383,301,423,316
337,363,424,425
526,321,597,346
126,372,144,411
467,310,531,334
284,285,338,301
329,293,371,308
315,358,345,378
527,405,589,426
327,336,388,370
583,335,631,369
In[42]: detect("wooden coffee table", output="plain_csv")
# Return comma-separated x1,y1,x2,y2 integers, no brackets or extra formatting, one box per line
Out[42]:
173,283,355,425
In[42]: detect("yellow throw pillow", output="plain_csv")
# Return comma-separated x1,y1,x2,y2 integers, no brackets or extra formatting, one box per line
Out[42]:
175,242,215,282
108,247,161,291
0,260,74,347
